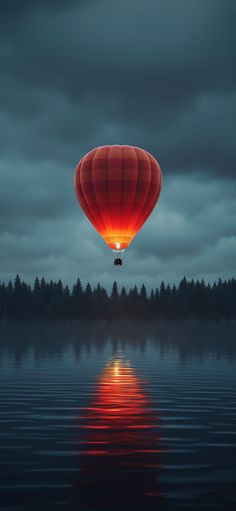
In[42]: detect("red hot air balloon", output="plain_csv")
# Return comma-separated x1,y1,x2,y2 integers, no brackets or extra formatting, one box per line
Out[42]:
74,145,162,265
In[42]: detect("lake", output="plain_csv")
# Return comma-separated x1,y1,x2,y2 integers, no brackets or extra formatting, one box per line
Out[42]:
0,321,236,510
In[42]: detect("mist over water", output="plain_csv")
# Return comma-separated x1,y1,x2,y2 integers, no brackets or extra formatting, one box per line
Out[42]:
0,321,236,510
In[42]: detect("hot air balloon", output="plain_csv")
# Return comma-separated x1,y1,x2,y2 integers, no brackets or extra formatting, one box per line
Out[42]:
74,145,162,265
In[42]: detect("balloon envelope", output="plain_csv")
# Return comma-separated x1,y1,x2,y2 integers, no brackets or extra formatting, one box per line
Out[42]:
74,145,162,253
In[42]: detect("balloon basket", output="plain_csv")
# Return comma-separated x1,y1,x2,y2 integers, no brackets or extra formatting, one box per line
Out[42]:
112,249,125,266
114,258,123,266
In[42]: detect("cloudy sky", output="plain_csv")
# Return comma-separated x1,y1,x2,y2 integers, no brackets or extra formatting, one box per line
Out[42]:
0,0,236,290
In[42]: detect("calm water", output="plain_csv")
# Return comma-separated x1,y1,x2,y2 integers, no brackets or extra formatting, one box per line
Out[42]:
0,321,236,511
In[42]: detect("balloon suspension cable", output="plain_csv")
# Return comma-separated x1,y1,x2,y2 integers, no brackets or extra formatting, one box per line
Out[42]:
112,249,125,266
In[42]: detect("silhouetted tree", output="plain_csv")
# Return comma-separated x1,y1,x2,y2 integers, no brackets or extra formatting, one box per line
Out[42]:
111,281,119,300
72,278,83,319
83,283,94,319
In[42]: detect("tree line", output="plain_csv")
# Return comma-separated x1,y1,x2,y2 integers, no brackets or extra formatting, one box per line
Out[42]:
0,275,236,321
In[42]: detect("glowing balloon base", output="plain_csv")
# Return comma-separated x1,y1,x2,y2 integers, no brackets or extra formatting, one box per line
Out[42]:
112,249,125,266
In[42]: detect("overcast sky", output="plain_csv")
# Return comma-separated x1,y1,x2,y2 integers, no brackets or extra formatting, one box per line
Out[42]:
0,0,236,291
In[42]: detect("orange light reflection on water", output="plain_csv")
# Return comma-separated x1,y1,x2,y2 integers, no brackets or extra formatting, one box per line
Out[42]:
76,357,164,509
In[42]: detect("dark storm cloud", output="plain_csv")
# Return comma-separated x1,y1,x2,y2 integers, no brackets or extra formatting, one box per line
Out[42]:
0,0,235,174
0,0,236,287
0,0,78,28
135,176,236,259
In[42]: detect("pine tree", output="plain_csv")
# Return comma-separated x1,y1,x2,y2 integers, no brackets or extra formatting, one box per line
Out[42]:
0,283,7,318
72,278,83,319
159,281,166,318
111,281,119,300
140,284,147,300
120,286,126,299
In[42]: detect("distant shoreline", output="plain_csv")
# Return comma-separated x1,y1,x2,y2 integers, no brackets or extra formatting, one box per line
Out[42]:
1,275,236,321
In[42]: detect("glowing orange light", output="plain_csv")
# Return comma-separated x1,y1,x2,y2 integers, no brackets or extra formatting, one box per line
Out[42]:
76,357,164,508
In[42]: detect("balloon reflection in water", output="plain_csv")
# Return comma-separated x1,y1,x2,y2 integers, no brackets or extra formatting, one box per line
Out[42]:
76,357,164,510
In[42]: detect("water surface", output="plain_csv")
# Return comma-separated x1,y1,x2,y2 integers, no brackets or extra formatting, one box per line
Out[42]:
0,321,236,510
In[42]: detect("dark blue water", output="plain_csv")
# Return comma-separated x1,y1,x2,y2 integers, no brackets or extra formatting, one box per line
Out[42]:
0,321,236,510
